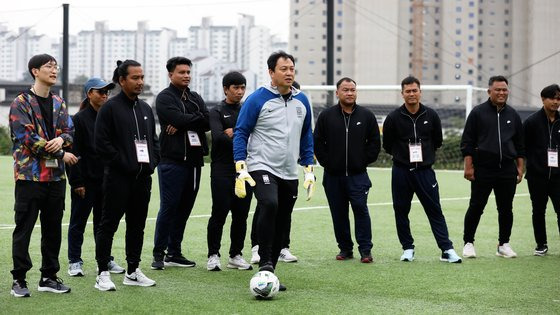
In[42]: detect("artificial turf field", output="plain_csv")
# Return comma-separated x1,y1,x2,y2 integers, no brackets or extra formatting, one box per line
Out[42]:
0,155,558,314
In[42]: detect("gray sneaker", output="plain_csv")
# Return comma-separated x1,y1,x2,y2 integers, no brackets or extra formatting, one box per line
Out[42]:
107,260,125,274
11,279,30,298
38,277,71,294
68,261,84,277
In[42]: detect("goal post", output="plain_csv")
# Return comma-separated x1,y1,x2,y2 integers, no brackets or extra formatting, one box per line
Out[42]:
300,84,488,170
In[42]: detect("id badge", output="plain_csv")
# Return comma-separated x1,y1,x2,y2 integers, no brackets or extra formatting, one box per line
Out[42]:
187,131,201,146
45,159,59,168
548,149,558,167
135,140,150,163
409,143,423,163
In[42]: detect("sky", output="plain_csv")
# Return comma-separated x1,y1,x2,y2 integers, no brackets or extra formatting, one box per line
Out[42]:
0,0,290,40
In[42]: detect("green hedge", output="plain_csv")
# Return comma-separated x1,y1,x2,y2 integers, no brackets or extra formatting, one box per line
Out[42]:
0,126,11,156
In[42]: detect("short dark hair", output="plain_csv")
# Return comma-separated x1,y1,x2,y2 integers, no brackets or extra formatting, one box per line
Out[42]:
112,59,141,84
166,57,192,72
222,71,246,88
267,51,295,71
401,76,421,90
336,77,356,89
541,84,560,99
488,75,508,87
28,54,57,79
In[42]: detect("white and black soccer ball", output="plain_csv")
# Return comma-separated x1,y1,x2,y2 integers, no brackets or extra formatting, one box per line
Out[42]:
249,271,280,299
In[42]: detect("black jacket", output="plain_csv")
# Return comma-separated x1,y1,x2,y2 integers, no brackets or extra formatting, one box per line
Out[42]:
523,107,560,180
94,91,160,177
210,100,241,177
314,103,380,176
68,105,103,188
383,103,442,168
460,99,524,172
156,84,209,166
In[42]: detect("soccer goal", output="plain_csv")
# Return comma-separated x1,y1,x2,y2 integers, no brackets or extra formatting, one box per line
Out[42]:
300,84,488,170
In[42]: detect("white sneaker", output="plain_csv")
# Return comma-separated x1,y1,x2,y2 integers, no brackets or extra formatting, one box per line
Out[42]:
227,255,253,270
250,245,260,264
440,248,462,263
107,260,125,274
496,243,517,258
123,268,156,287
279,248,298,263
95,271,116,291
207,254,221,271
462,242,476,258
68,262,84,277
400,249,415,262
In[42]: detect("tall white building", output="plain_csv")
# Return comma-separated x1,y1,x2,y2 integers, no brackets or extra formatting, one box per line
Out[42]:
290,0,560,107
188,17,237,64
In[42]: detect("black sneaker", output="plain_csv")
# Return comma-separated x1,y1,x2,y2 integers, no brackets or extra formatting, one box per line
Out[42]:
336,251,354,260
11,279,30,298
258,263,275,273
534,244,548,256
164,254,196,268
151,256,165,270
38,277,71,294
279,283,287,291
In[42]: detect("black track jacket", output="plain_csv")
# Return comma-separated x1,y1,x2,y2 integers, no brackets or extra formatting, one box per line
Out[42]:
460,99,524,172
209,100,241,177
156,84,210,166
69,105,103,188
523,107,560,180
383,103,442,168
314,103,381,176
94,91,160,176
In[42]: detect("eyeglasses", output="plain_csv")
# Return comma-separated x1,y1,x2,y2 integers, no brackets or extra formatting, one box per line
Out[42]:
94,89,111,96
41,64,61,72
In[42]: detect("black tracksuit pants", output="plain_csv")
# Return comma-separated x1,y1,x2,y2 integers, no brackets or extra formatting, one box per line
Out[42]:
96,170,151,273
207,176,253,257
527,176,560,247
11,180,66,280
463,172,516,245
392,165,453,251
250,205,292,249
323,171,373,256
250,170,298,269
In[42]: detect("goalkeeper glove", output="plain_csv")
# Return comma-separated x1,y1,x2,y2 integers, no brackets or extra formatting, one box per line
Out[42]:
235,161,256,198
303,165,316,201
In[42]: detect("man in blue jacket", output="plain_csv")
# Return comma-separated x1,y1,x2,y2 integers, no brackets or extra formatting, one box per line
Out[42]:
383,76,461,263
314,77,380,263
461,75,524,259
522,84,560,256
233,51,315,290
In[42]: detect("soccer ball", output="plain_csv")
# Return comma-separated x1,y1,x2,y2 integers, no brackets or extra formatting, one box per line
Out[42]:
249,271,280,299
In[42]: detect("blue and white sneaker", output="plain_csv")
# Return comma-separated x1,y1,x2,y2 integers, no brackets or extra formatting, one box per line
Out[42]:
440,249,462,263
400,249,415,262
68,261,84,277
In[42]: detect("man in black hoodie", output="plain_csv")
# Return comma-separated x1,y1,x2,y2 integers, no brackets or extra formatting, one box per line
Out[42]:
151,57,210,270
94,60,160,291
383,76,461,263
314,77,380,263
461,75,524,259
522,84,560,256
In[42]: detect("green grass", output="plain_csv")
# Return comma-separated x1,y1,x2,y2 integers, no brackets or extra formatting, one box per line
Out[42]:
0,155,559,314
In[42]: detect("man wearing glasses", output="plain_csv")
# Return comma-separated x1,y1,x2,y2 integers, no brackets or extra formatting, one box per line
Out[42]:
67,78,126,277
9,54,78,297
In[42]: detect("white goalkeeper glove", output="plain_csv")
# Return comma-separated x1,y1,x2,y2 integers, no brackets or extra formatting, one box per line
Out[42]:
303,165,316,201
235,161,256,198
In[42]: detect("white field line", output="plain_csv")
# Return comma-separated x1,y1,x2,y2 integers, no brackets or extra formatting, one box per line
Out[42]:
0,193,529,231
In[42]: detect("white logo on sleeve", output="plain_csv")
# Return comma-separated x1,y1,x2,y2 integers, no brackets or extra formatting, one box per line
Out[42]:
507,120,511,124
432,183,438,188
224,115,231,118
424,121,428,124
144,116,148,120
356,122,361,125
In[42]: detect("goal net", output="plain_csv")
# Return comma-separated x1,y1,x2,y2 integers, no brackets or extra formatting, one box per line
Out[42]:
300,85,488,170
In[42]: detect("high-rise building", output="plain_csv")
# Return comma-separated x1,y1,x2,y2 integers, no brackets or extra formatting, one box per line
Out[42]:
290,0,560,107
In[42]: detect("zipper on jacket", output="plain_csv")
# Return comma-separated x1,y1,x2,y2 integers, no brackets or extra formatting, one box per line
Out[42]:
181,90,190,161
547,116,559,179
343,111,352,176
400,109,426,169
133,101,144,179
496,108,503,169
